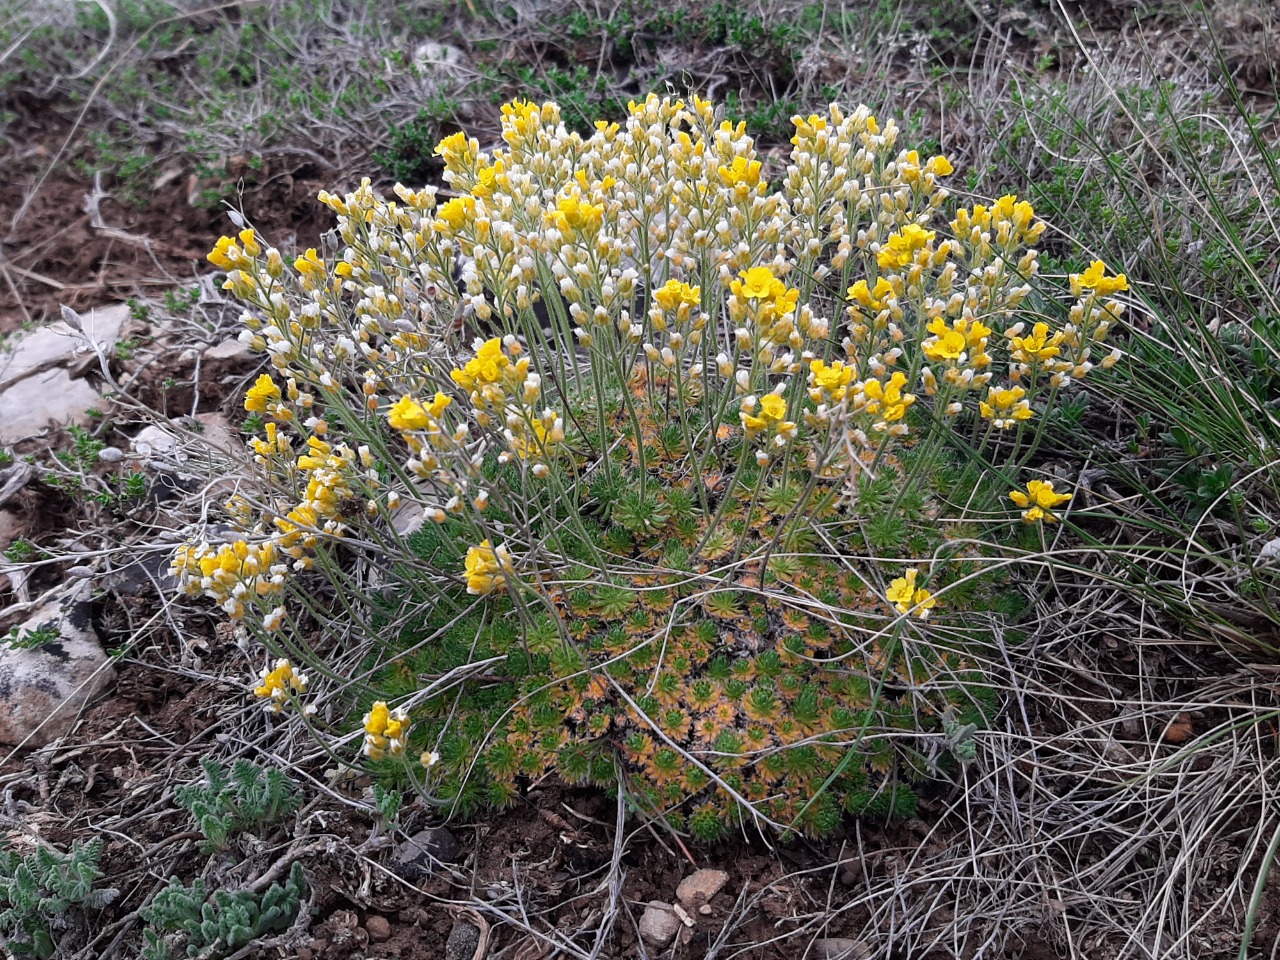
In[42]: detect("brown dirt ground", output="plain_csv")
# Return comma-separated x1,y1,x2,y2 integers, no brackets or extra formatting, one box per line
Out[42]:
0,107,331,338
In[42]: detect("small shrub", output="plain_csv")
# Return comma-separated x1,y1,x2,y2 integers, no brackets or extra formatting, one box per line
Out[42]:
172,96,1125,835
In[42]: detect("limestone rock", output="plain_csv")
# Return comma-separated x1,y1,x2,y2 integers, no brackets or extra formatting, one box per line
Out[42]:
638,901,681,947
203,337,254,364
192,412,238,454
676,868,729,908
0,583,115,747
0,304,127,391
131,424,180,460
0,369,102,444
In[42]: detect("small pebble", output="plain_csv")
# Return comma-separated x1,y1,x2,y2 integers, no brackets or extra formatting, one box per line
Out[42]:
366,915,391,942
638,901,681,947
66,566,95,579
98,446,124,463
698,904,712,916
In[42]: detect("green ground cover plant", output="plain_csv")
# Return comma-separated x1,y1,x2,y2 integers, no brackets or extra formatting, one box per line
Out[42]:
140,861,307,960
0,840,118,959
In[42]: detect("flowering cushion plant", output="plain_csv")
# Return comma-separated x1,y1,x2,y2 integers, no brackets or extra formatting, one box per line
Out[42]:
173,95,1126,836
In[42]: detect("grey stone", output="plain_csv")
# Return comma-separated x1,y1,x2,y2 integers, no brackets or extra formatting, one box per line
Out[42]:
192,412,238,454
811,939,871,960
638,901,681,947
0,304,127,392
0,369,102,444
391,501,424,537
0,462,34,508
676,868,729,908
443,918,480,960
97,446,124,463
106,550,179,598
388,827,460,882
0,509,21,553
0,583,115,747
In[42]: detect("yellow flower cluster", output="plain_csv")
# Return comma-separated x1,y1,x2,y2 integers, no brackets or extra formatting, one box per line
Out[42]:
363,701,410,760
464,540,513,596
1010,480,1072,523
886,568,937,618
643,279,707,374
446,337,564,469
253,658,308,713
171,540,287,619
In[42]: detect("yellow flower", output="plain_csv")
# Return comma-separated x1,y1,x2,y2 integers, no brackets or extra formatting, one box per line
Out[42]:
1071,260,1129,298
740,393,795,439
208,235,245,271
294,248,325,279
876,224,936,270
434,195,475,233
1009,480,1072,523
717,155,763,189
433,131,469,159
730,268,798,322
451,338,511,392
238,228,261,257
808,359,854,403
926,155,953,176
549,191,605,236
1008,322,1064,364
254,658,307,713
653,279,701,313
244,373,282,413
923,317,990,364
464,539,513,595
471,160,505,197
789,113,828,146
734,266,780,300
388,393,450,431
363,701,411,759
858,371,915,424
847,277,894,311
978,385,1033,427
922,317,967,362
886,568,937,618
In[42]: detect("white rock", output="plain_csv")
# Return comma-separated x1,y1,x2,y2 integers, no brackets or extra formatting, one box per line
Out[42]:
413,41,468,77
638,901,681,947
1258,537,1280,563
203,338,253,363
193,412,238,453
98,446,124,463
0,583,115,747
0,368,103,444
131,424,180,459
0,304,128,392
